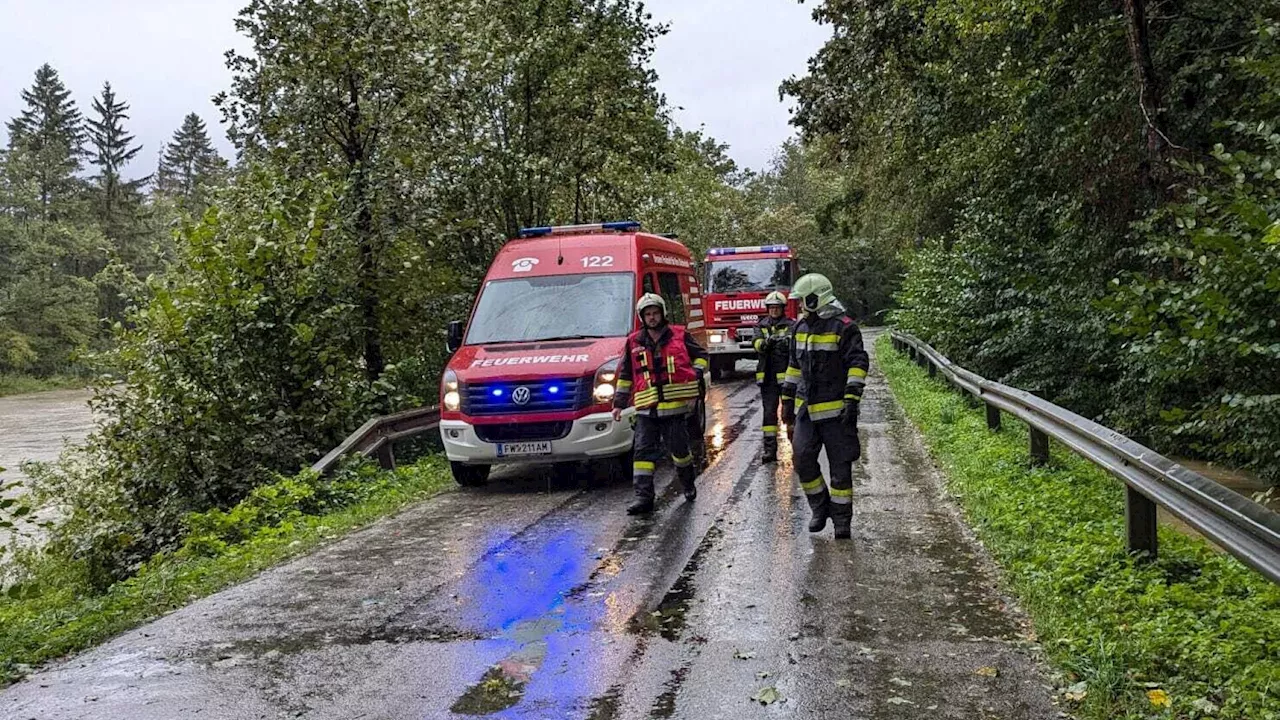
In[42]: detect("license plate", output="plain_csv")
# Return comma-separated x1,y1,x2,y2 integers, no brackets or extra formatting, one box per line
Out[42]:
496,441,553,457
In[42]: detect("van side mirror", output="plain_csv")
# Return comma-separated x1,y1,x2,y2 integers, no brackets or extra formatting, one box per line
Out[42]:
446,321,464,353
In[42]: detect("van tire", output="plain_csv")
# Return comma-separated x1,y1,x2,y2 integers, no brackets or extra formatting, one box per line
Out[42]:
451,461,490,487
608,449,634,485
688,397,708,471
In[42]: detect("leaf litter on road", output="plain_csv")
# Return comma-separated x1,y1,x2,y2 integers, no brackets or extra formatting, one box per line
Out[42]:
751,686,782,705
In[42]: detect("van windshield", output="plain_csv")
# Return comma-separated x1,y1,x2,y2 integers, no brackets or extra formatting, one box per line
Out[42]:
466,272,635,345
706,259,790,293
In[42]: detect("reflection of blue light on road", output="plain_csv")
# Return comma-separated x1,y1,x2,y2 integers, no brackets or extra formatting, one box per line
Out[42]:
455,528,612,717
468,530,585,632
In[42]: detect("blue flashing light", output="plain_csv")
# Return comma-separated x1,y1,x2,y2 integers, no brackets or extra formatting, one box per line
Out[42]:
518,226,553,238
601,220,642,232
708,244,791,256
492,388,504,397
548,385,560,394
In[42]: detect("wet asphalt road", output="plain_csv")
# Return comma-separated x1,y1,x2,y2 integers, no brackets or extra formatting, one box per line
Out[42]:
2,333,1061,719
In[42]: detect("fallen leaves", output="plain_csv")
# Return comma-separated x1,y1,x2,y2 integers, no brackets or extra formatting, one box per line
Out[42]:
974,666,999,678
1147,689,1171,708
751,686,782,705
1063,681,1088,702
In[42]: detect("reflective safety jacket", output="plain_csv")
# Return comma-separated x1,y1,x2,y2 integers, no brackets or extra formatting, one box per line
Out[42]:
753,315,795,386
614,324,710,417
781,310,869,422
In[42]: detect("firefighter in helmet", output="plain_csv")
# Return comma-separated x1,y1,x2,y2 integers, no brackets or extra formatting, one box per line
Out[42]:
753,290,795,463
780,274,869,539
612,293,711,514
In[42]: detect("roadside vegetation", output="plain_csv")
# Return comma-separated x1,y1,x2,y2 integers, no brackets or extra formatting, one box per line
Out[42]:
878,334,1280,720
0,456,450,686
788,1,1280,485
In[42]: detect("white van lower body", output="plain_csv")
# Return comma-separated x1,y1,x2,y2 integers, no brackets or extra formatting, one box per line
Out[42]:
441,408,635,465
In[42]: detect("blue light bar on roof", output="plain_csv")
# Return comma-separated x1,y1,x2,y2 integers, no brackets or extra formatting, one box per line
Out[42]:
518,221,642,238
708,245,791,256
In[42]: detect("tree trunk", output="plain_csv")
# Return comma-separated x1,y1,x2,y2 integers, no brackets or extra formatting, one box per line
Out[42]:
1119,0,1167,196
354,170,385,385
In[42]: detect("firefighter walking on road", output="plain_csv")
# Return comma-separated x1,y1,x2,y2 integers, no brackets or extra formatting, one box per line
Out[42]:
753,291,795,463
613,293,711,515
781,274,869,539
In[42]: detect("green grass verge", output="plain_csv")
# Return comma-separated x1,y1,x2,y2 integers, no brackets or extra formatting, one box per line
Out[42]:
0,455,453,685
877,334,1280,720
0,374,87,398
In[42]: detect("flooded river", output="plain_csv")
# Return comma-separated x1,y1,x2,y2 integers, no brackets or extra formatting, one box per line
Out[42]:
0,388,95,546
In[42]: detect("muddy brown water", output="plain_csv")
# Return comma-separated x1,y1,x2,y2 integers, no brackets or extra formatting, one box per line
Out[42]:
0,388,95,546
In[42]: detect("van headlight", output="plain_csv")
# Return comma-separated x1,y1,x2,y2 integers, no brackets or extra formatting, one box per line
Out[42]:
593,358,619,403
710,333,725,344
442,369,461,411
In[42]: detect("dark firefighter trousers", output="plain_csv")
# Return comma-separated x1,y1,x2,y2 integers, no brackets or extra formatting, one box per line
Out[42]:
760,383,782,455
792,412,860,525
632,413,696,501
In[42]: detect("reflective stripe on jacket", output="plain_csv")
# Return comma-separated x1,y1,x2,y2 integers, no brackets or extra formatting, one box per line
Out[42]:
753,315,794,385
614,324,710,416
781,311,868,422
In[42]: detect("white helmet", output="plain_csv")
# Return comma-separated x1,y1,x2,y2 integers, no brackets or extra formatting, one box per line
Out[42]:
764,290,788,307
635,292,666,318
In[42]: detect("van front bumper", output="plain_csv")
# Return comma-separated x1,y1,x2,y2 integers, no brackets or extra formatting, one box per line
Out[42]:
441,409,635,465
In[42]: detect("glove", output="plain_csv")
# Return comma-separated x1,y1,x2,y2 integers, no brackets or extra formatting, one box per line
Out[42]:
840,400,860,428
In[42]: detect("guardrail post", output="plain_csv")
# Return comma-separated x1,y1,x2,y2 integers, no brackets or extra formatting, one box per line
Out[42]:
1126,487,1158,559
1029,427,1049,466
927,361,937,378
377,441,396,471
985,403,1001,431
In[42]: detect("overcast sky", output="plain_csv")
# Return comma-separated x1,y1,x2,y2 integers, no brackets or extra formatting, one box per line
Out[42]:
0,0,829,177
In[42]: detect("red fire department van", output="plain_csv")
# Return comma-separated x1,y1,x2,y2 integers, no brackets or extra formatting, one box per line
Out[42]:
701,245,798,379
439,222,707,486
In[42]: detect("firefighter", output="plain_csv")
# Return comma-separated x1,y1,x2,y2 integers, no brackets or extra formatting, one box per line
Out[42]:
612,293,711,515
781,273,869,539
753,290,794,463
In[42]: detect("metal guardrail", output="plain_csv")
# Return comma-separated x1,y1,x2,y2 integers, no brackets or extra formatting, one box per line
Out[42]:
891,331,1280,584
311,406,441,475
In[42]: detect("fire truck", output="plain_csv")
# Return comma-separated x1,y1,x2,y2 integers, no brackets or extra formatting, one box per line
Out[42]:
700,245,798,380
439,222,707,486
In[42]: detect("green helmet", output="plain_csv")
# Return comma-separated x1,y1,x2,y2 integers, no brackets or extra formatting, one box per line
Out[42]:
635,292,666,318
789,273,836,313
764,290,788,307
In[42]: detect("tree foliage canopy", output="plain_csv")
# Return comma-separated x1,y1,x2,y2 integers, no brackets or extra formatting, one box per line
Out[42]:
785,0,1280,482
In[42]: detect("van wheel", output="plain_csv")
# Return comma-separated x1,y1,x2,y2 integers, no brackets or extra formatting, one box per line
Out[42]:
608,449,634,485
688,400,708,471
451,461,490,487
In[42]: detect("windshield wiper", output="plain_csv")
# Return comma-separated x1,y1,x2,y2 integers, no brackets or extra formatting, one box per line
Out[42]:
534,334,610,342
